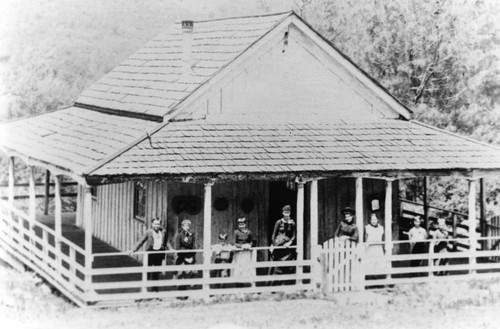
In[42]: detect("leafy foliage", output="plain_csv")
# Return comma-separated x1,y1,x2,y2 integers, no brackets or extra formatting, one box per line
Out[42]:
302,0,500,216
0,0,499,216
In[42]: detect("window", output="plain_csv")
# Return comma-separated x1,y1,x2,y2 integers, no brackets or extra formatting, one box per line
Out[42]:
133,181,147,221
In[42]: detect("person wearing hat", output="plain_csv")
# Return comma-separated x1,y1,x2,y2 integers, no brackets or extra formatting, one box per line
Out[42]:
334,207,359,243
233,217,254,284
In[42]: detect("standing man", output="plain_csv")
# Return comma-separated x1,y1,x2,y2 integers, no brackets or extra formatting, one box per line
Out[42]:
334,207,359,243
130,217,168,290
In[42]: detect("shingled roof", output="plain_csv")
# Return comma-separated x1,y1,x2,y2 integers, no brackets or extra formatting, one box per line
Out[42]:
87,116,500,181
0,107,157,175
2,12,500,182
75,12,291,120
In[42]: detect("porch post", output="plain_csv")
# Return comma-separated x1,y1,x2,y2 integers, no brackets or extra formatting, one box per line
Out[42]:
83,185,93,291
8,157,14,210
29,167,36,221
384,179,394,261
355,177,364,239
54,175,63,271
203,181,214,293
310,179,319,251
468,178,478,273
28,167,37,247
54,175,62,242
479,178,487,248
44,170,50,215
296,179,305,264
310,179,321,290
423,176,430,225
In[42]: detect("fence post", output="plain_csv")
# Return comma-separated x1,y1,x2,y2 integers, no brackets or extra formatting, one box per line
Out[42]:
251,248,257,288
452,214,458,252
319,252,330,295
69,247,76,291
355,242,365,291
428,241,434,278
468,179,478,274
142,253,148,293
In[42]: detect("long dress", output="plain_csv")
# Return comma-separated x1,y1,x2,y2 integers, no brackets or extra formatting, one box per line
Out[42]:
431,228,449,275
364,224,385,275
233,229,253,280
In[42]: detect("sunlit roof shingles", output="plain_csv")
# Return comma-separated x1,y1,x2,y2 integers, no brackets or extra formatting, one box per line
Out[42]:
75,13,290,117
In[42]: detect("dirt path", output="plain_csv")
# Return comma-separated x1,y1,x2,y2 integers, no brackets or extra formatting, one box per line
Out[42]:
1,264,499,329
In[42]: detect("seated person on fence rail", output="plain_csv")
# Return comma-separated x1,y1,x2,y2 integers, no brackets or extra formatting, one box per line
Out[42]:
334,207,359,244
212,233,234,278
129,217,170,291
211,233,234,288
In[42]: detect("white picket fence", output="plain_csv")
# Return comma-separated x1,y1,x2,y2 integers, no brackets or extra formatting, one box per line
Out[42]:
320,239,363,292
0,199,316,306
2,197,500,307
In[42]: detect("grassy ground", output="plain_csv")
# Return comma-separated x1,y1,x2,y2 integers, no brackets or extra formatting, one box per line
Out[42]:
1,263,499,329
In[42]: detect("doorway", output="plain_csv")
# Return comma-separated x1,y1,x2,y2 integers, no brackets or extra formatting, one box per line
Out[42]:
268,181,297,241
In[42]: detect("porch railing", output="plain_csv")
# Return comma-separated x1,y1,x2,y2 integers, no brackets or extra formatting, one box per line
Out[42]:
399,198,480,251
0,199,316,306
358,237,500,287
88,248,315,304
0,199,88,306
2,198,500,307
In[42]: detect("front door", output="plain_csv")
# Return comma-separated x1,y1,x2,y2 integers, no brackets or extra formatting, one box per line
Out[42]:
268,181,297,242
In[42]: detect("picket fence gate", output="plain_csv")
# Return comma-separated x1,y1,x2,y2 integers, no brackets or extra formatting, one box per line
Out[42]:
321,238,363,292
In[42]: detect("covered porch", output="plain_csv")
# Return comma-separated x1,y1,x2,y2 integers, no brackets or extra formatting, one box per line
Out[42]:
2,152,500,306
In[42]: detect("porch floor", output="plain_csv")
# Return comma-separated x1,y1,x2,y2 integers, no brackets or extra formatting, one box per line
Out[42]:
33,212,143,294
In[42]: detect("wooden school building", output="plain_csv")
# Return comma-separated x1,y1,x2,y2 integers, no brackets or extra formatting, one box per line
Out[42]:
1,11,500,307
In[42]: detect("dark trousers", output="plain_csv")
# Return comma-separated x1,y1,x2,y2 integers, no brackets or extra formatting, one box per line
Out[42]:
410,242,427,267
147,250,164,280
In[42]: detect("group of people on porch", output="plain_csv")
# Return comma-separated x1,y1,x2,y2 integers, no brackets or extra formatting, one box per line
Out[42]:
130,202,453,288
129,204,298,287
334,206,452,276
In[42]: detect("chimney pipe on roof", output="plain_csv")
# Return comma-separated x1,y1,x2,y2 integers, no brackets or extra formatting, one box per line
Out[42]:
182,20,194,76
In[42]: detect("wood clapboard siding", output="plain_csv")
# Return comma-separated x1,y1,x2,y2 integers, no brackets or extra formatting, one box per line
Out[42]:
165,181,269,261
82,178,394,256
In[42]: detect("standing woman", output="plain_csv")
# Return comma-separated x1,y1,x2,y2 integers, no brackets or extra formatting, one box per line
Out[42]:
233,217,254,284
175,218,196,282
364,212,385,277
